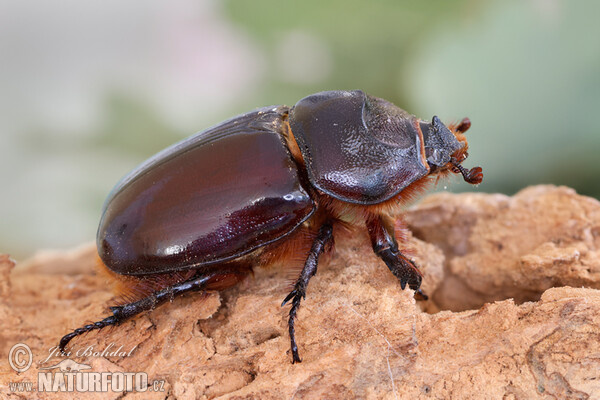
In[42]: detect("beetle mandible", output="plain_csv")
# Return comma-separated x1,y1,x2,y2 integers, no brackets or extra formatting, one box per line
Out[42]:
58,90,483,363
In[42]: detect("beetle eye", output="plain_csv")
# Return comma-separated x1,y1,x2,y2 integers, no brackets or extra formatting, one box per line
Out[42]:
427,161,438,173
425,147,445,167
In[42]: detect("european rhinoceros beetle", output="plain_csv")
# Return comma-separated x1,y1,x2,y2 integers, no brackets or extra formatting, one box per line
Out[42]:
59,90,482,363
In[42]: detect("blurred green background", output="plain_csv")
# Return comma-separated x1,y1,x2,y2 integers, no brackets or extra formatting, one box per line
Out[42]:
1,0,599,259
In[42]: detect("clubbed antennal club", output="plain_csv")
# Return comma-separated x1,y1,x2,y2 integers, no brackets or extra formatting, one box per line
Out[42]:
451,159,483,184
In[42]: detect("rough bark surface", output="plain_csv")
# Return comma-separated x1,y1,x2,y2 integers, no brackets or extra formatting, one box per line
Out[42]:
1,185,599,399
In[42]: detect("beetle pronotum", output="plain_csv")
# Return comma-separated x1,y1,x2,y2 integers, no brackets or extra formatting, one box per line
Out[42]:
59,90,482,363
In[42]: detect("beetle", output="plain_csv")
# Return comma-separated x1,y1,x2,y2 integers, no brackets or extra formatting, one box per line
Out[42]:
58,90,482,363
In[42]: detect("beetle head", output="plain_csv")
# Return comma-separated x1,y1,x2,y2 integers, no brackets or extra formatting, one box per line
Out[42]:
420,116,483,185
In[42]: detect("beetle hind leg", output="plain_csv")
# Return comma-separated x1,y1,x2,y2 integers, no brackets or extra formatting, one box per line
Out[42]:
281,223,334,363
59,267,249,352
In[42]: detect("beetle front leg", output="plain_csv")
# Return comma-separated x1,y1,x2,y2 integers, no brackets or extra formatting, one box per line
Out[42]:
366,216,428,299
281,223,334,363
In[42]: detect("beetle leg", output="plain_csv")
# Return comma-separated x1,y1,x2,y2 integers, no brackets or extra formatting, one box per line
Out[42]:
281,223,334,363
367,216,428,299
59,268,247,352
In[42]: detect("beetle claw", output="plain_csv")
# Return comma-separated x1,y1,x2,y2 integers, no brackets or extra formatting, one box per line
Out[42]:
400,279,407,290
291,350,302,364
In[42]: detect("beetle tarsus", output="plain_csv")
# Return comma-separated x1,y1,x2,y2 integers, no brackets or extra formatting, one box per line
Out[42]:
287,290,304,363
282,223,334,364
382,251,423,292
59,315,118,352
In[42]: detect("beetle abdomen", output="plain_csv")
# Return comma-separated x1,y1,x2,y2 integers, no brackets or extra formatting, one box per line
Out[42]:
98,107,316,276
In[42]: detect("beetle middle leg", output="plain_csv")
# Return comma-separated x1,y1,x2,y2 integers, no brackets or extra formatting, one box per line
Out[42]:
281,223,334,363
59,267,249,352
367,215,428,299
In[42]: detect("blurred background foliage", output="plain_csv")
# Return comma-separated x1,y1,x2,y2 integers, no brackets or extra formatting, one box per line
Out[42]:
1,0,599,259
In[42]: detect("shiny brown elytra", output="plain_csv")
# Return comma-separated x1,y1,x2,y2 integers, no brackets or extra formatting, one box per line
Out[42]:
58,90,483,363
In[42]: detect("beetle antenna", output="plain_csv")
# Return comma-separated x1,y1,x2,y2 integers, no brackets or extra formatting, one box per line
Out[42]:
452,162,469,180
451,160,483,185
